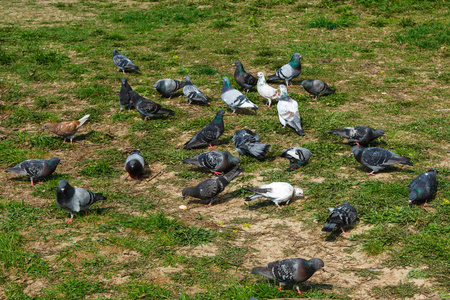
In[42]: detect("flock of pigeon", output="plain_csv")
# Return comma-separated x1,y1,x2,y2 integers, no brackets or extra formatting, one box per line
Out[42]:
3,49,439,294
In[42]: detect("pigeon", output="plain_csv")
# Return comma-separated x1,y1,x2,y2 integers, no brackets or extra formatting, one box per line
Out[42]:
182,76,208,105
280,147,311,171
221,77,258,114
56,179,106,223
154,79,186,100
322,202,358,233
182,165,244,206
183,110,225,150
409,168,438,206
267,53,302,87
233,129,271,160
182,151,240,175
234,61,258,92
130,91,175,120
256,72,281,107
112,49,140,74
277,85,304,136
245,182,303,208
301,79,335,100
42,114,90,144
251,258,324,294
329,126,385,146
5,158,61,186
350,145,413,175
119,77,133,112
125,150,145,181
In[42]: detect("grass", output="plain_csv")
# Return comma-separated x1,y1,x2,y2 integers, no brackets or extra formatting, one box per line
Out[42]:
0,0,449,299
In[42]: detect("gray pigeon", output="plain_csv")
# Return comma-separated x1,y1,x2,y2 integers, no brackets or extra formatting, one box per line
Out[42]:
125,150,145,181
183,110,225,150
56,179,106,223
329,126,385,146
277,85,304,136
350,145,413,175
183,76,208,105
221,77,258,114
322,202,358,233
5,158,61,186
245,182,303,208
251,257,324,294
233,129,271,160
409,168,438,206
280,147,311,171
234,61,258,92
119,77,133,112
112,49,140,74
301,79,335,100
182,150,240,175
182,165,244,206
130,91,175,121
154,79,186,100
267,53,302,87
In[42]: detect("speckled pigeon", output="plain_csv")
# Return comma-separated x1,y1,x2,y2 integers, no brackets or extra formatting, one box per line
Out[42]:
409,168,438,206
234,61,258,92
251,257,324,294
154,79,186,100
322,202,358,233
233,129,271,160
329,126,385,146
267,53,302,87
182,165,244,206
183,76,208,105
125,150,145,181
221,77,258,114
350,145,413,175
112,49,140,74
130,91,174,120
245,182,303,208
301,79,335,100
119,77,133,112
182,151,240,175
277,85,304,136
256,72,281,107
280,147,311,171
42,115,90,144
56,179,106,223
5,158,61,186
183,110,225,150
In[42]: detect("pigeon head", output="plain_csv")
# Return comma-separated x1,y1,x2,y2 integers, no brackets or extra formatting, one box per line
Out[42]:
185,76,191,83
301,80,311,88
222,77,231,87
130,150,142,156
113,49,119,55
257,72,264,78
234,61,243,70
227,152,240,165
279,84,288,99
408,189,419,205
121,77,127,85
374,128,385,137
182,187,195,199
153,80,163,90
289,53,302,67
350,145,364,157
48,158,62,169
308,258,325,272
294,188,304,197
57,179,75,198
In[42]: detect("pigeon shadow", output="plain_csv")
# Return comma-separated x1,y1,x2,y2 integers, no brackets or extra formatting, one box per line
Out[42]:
187,191,238,206
324,219,360,242
354,165,414,175
245,197,301,210
253,278,333,293
229,108,257,116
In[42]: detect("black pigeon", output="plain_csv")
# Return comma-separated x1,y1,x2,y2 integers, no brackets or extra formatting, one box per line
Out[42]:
183,110,225,150
233,129,271,160
301,79,335,100
130,91,175,121
154,79,186,100
351,145,413,175
125,150,145,181
56,179,106,223
251,258,324,294
280,147,311,171
183,76,208,105
5,158,61,186
322,202,358,233
409,168,438,206
182,150,240,175
119,77,133,112
182,165,244,206
267,53,302,87
112,49,140,74
329,126,385,146
234,61,258,92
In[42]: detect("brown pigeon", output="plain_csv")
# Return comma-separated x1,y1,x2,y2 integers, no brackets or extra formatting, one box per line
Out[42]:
42,115,90,144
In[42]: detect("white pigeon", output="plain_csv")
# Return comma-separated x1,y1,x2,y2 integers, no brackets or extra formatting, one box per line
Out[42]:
245,182,304,208
221,77,258,114
277,85,304,136
256,72,281,107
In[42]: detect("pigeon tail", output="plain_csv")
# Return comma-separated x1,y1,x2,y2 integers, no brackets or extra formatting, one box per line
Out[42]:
223,166,244,183
77,114,90,127
156,108,175,116
267,74,281,82
245,186,271,194
247,143,271,160
321,222,337,232
245,194,264,202
251,267,274,279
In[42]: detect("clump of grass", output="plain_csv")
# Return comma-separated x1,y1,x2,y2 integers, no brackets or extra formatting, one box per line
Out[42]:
372,282,421,299
394,22,450,49
307,16,353,30
4,106,58,127
0,47,14,65
80,160,119,178
399,17,416,27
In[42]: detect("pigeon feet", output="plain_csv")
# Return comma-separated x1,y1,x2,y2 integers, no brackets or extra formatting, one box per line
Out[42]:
208,144,216,149
66,218,73,223
367,171,375,176
212,171,222,175
295,286,303,295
